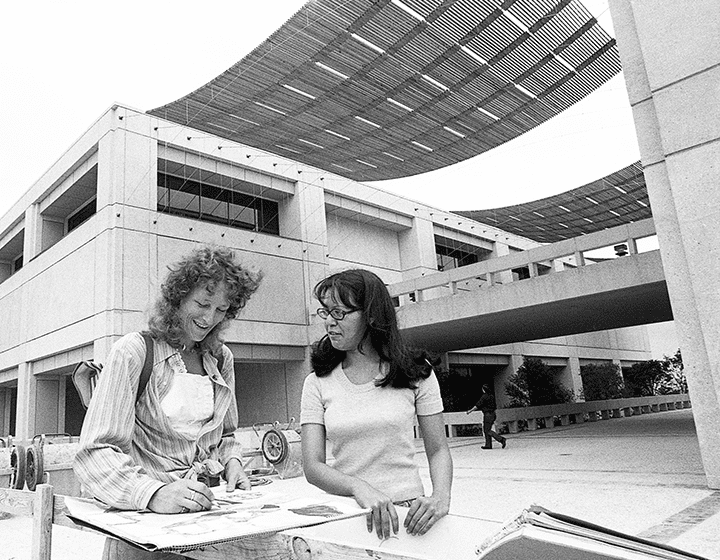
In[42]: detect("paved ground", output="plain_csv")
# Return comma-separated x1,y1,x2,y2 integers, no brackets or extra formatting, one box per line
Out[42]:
4,408,719,559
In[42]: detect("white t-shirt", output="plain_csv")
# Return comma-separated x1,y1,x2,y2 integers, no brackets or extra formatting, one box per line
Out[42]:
161,372,214,440
300,364,443,502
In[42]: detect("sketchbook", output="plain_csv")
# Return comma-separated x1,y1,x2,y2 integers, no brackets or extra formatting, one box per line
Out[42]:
476,506,709,560
64,479,367,553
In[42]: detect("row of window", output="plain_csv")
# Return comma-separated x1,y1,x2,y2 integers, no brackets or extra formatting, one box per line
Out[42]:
157,173,279,235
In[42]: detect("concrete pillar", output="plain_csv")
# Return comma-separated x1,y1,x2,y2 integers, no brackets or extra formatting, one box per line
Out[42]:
608,0,720,488
0,389,11,435
23,204,42,261
493,241,513,284
564,356,583,401
15,362,35,440
398,213,438,278
496,353,523,408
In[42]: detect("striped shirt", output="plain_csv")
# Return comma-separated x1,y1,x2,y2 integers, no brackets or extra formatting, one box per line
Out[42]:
74,332,244,510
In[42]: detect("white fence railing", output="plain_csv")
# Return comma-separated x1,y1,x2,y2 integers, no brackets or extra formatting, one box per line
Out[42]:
390,218,657,305
427,393,691,438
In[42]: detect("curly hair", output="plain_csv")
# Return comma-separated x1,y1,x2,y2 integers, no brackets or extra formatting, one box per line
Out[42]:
310,269,431,388
148,246,262,354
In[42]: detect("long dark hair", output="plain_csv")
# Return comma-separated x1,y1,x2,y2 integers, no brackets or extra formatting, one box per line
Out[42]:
310,269,431,388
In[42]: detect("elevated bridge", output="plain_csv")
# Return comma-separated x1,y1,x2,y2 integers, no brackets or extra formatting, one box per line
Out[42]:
389,219,672,351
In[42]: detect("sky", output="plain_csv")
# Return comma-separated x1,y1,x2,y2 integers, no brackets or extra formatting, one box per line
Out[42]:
0,0,641,221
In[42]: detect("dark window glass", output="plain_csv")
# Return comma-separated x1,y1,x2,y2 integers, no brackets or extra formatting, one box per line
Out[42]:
435,239,480,271
229,190,257,230
201,184,229,225
157,173,279,235
512,266,531,281
67,198,97,233
12,253,23,273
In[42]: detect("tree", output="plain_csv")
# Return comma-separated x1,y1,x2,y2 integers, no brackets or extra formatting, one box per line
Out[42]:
623,350,687,396
623,360,665,397
580,363,625,401
656,349,687,395
505,357,574,407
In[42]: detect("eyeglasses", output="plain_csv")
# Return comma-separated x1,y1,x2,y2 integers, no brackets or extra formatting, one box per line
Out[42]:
317,307,359,321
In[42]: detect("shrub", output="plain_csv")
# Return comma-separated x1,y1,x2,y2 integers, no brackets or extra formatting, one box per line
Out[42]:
580,363,625,401
505,357,574,407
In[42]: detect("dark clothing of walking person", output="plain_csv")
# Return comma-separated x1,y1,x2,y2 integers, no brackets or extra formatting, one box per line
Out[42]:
467,386,507,449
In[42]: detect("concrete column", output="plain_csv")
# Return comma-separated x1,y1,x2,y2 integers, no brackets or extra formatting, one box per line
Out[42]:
14,362,35,440
608,0,720,488
23,204,42,261
98,110,157,211
493,241,513,284
398,213,437,278
496,352,524,408
568,356,583,401
0,389,11,436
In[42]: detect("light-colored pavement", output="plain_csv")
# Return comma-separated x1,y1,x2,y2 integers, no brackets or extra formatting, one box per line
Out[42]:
3,408,719,559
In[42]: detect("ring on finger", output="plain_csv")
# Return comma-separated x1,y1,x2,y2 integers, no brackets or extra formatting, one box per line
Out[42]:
180,506,188,514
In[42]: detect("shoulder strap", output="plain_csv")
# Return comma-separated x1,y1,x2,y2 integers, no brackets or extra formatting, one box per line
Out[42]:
137,332,154,404
216,349,225,374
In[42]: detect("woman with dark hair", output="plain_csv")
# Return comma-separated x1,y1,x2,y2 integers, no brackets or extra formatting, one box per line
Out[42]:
301,269,453,540
75,246,261,559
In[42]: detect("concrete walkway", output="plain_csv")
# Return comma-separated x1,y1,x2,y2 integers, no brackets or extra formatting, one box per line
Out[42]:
3,408,719,559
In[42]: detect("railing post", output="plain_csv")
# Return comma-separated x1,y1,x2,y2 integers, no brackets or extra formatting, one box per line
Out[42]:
528,262,538,278
574,250,585,267
626,237,638,255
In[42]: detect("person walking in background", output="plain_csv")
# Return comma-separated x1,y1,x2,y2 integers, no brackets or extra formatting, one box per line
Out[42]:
74,246,262,560
467,384,507,450
301,269,453,540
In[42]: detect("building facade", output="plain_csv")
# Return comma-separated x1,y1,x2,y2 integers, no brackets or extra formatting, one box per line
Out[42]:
0,105,651,440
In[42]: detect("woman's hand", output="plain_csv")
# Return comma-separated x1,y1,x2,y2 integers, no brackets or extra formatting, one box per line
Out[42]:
147,480,213,514
403,494,450,535
353,482,399,540
224,457,251,491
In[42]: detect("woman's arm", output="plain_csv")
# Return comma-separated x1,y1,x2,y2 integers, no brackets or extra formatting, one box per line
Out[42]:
404,412,453,535
74,334,165,510
302,423,399,539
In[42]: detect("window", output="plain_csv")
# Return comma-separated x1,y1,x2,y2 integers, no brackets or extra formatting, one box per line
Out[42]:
435,235,487,271
158,173,279,235
12,253,23,273
67,198,97,233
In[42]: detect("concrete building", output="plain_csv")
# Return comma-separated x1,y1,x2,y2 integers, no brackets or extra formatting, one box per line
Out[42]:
0,105,652,440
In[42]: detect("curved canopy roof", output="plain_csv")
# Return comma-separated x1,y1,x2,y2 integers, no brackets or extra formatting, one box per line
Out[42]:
148,0,620,182
455,161,651,243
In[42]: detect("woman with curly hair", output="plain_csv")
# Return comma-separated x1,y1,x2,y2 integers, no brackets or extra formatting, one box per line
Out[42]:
301,269,452,541
75,246,261,559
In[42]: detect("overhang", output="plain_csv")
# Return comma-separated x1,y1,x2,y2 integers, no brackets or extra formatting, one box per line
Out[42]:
148,0,620,182
455,161,651,242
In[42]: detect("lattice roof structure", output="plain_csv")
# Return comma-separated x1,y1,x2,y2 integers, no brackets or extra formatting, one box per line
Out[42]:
148,0,620,182
455,161,651,243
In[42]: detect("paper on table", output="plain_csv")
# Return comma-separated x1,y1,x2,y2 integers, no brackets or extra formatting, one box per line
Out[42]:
65,483,368,552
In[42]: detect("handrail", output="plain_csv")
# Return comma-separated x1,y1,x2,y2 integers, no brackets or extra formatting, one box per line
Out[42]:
430,393,690,438
389,218,657,302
